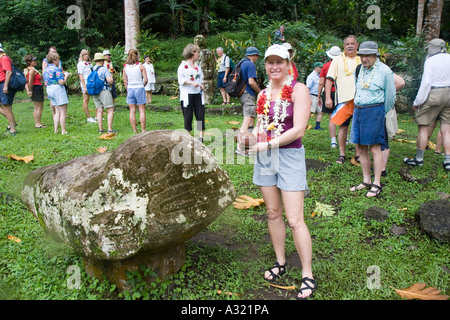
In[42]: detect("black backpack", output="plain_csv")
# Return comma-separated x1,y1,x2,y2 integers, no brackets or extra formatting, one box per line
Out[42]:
225,57,250,97
6,56,26,91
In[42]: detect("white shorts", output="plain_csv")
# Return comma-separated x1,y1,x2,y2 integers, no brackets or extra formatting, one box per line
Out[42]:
145,82,155,91
46,84,69,106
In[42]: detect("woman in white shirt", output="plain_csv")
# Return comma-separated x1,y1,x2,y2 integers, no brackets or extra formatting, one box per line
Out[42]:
143,55,156,104
77,49,96,123
177,44,205,142
123,49,148,133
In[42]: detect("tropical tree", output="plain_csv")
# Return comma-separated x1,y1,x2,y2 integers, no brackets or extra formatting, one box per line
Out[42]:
124,0,140,51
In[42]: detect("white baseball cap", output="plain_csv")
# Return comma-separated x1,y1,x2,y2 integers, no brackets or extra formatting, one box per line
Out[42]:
326,46,341,59
102,50,111,55
0,43,4,53
265,44,290,61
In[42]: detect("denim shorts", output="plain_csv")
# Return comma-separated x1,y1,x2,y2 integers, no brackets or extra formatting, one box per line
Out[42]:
0,82,17,105
46,84,69,106
253,146,308,192
350,104,385,146
126,87,146,105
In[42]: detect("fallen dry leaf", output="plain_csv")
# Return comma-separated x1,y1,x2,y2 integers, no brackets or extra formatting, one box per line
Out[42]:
99,132,116,140
397,207,408,211
217,290,241,296
233,195,264,209
401,119,414,123
391,283,449,300
7,235,21,243
396,129,405,134
96,146,108,153
6,154,34,163
427,141,436,150
306,124,312,130
393,138,416,144
266,283,296,290
226,121,240,125
351,156,360,166
169,96,178,100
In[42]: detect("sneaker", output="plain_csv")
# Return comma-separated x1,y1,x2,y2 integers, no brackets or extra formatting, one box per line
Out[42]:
403,157,424,167
331,142,337,148
87,117,97,123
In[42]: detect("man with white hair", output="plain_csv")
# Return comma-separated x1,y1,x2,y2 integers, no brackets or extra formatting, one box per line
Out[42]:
318,46,341,147
404,38,450,171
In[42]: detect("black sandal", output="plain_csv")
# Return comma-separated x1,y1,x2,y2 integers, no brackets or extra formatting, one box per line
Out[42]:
350,181,371,192
297,277,317,300
264,262,286,282
336,155,345,164
366,184,382,198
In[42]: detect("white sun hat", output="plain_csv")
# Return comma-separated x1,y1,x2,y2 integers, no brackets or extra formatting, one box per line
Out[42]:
265,44,290,61
326,46,341,59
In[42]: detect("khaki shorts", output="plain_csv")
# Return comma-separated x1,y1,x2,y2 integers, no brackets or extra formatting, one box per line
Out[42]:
310,95,322,113
239,91,256,118
93,89,114,109
415,87,450,125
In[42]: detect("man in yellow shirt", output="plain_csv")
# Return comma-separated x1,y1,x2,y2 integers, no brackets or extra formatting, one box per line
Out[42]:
325,35,361,164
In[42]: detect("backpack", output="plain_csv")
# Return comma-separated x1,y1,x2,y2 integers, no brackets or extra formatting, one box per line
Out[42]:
225,57,250,97
6,56,26,91
228,56,235,73
86,65,106,95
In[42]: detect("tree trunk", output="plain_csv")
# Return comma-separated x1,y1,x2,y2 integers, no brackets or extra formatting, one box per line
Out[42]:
423,0,444,40
124,0,140,52
416,0,425,35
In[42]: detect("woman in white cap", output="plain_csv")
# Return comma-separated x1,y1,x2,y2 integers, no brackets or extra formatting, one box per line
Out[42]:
243,44,317,300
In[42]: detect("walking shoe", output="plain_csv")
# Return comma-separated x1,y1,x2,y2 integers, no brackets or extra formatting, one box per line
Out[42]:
87,117,97,123
331,142,337,148
403,157,424,167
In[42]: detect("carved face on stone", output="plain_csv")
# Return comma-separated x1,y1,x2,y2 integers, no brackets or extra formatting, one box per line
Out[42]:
194,34,206,50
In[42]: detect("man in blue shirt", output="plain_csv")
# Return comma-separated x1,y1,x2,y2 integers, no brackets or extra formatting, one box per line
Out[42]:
349,41,395,198
306,62,323,129
237,47,261,137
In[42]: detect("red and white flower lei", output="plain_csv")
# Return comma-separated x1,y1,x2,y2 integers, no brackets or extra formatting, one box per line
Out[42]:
256,76,294,138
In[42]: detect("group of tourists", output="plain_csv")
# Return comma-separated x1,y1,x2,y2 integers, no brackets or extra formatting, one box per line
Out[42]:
2,34,449,300
0,45,157,135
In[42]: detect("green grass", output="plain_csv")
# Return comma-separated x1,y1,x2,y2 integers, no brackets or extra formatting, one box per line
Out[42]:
0,90,448,300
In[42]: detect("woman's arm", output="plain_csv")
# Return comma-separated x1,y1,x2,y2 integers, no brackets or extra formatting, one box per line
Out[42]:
58,71,70,85
123,68,128,90
27,68,35,96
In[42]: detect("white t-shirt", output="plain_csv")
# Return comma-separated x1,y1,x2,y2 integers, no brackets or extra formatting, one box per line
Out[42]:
143,62,156,83
77,60,92,80
413,52,450,106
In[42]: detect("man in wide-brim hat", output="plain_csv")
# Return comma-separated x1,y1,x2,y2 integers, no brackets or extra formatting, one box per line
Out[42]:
91,52,116,134
349,41,396,198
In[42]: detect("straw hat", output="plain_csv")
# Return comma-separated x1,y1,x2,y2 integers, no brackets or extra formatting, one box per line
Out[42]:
93,52,105,61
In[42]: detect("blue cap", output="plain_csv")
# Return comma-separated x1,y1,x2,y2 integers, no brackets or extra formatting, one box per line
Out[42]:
246,46,260,56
